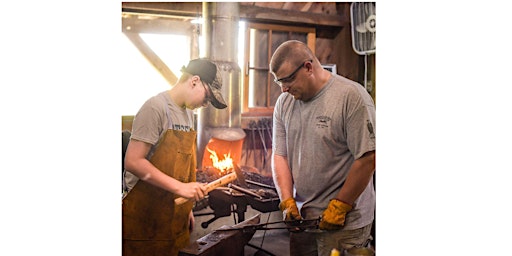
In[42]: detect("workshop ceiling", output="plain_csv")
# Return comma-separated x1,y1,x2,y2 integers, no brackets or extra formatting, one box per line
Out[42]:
121,2,350,35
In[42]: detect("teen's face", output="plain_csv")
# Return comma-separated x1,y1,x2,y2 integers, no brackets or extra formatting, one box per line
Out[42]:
199,80,213,108
185,77,211,109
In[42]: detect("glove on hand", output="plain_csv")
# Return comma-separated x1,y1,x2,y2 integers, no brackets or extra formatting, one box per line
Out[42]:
279,198,303,232
279,198,302,221
319,199,353,230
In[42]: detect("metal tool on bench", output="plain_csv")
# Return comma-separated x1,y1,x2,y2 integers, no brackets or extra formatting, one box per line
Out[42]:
215,217,321,233
228,183,263,199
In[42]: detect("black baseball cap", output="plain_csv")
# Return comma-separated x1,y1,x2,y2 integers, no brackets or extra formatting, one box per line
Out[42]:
181,59,227,109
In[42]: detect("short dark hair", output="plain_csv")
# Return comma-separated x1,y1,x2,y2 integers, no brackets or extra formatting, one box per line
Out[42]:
270,40,314,74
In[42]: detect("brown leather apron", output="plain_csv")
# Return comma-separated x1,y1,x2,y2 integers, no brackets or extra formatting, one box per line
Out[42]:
122,129,196,256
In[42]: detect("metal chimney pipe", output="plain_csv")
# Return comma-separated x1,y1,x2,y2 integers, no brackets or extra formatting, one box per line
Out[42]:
197,2,245,168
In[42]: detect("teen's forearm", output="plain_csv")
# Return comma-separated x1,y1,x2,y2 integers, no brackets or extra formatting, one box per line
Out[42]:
125,157,182,194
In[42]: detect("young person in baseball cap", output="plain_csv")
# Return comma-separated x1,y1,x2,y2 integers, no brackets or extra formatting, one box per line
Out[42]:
122,58,227,255
181,58,227,109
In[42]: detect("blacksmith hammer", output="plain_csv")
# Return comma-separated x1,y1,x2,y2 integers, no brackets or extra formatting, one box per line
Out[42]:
174,163,247,205
232,163,248,188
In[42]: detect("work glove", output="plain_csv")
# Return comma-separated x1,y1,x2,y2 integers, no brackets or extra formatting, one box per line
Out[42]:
319,199,353,230
279,198,303,232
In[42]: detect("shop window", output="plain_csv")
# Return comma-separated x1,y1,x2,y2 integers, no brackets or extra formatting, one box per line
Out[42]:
242,23,315,116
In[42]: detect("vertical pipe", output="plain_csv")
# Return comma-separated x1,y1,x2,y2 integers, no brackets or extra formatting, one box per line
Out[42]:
197,2,245,169
190,23,200,60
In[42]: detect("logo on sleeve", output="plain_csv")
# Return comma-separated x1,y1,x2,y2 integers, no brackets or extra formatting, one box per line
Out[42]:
367,120,375,139
316,116,331,128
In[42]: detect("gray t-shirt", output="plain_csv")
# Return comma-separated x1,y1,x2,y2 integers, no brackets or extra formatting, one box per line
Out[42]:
123,90,195,195
273,74,376,230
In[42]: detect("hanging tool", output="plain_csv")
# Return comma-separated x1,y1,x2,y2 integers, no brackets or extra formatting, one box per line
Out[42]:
249,120,258,168
263,118,273,171
256,120,268,169
264,118,272,141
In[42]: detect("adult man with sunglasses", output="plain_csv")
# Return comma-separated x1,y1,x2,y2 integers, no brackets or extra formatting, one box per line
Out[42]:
270,40,376,255
122,58,227,256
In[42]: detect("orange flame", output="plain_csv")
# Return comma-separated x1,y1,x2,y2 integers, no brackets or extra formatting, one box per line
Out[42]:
206,147,233,174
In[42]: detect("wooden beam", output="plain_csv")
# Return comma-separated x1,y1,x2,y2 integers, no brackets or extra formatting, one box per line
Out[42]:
123,32,177,85
122,2,202,18
121,2,349,29
239,4,348,28
122,13,194,35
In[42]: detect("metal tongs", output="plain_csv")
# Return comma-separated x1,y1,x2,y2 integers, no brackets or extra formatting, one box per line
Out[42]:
216,218,320,233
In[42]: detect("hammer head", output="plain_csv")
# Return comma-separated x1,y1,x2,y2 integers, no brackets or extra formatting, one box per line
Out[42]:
232,164,248,188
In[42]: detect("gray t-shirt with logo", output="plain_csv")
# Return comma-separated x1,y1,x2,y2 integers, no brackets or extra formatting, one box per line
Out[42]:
273,74,376,230
123,90,194,195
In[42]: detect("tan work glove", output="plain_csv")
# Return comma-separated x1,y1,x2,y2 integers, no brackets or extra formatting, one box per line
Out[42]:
279,198,303,232
319,199,353,230
279,198,302,221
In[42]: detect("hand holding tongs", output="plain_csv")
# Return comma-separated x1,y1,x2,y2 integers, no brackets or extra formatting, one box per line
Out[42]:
216,218,321,233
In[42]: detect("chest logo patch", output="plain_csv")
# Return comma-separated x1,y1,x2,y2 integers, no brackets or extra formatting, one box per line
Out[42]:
173,124,191,132
316,116,331,128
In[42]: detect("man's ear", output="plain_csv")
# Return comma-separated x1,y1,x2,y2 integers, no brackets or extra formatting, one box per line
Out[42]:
304,61,313,72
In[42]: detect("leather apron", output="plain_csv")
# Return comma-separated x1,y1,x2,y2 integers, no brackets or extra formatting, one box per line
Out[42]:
122,128,196,256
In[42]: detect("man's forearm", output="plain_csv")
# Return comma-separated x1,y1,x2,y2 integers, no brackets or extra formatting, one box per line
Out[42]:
335,151,375,205
272,154,294,200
